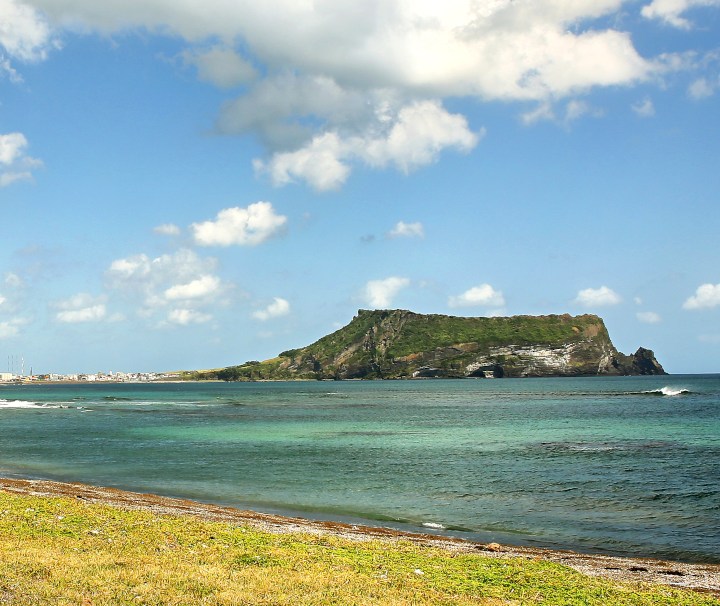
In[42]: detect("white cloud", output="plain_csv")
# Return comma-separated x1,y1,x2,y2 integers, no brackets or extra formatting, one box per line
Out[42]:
363,277,410,309
448,284,505,308
642,0,720,29
182,45,256,88
0,320,20,339
252,297,290,321
167,309,212,325
632,97,656,117
521,99,603,126
388,221,424,239
574,286,622,307
54,293,108,323
107,248,226,324
688,77,717,99
31,1,654,100
108,249,216,287
154,223,181,236
258,132,350,191
56,304,106,323
683,283,720,309
0,132,27,164
0,0,55,63
0,132,42,187
359,101,480,173
23,1,676,189
191,202,287,246
637,311,662,323
257,100,480,190
164,275,220,301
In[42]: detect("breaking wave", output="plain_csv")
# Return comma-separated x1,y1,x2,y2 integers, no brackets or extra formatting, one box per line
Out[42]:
0,400,63,409
643,386,691,397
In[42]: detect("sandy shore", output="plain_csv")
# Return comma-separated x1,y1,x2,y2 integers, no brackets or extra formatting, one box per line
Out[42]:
1,477,718,595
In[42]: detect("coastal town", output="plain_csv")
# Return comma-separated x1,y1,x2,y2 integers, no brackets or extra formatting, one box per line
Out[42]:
0,370,182,383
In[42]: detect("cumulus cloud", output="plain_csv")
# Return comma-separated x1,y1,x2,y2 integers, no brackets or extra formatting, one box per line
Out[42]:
30,1,655,99
257,100,479,190
363,277,410,309
0,0,56,64
448,284,505,308
191,202,287,246
54,293,107,323
252,297,290,321
683,283,720,309
23,0,680,189
642,0,720,29
637,311,662,323
388,221,424,239
0,132,42,187
107,248,226,324
574,286,622,307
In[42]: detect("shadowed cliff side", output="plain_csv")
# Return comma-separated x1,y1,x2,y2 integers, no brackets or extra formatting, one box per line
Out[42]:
204,310,666,381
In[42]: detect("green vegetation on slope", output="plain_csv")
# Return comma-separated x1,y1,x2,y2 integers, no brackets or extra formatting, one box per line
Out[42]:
197,310,625,381
1,491,717,605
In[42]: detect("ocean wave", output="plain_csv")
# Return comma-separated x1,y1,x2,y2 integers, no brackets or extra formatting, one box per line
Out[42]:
642,386,691,396
0,400,63,409
421,522,446,530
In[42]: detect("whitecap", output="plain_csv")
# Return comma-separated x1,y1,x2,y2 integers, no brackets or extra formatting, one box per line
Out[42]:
0,400,55,409
422,522,446,530
644,387,690,396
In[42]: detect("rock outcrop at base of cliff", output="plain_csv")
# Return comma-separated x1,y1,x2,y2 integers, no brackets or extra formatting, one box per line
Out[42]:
213,310,666,381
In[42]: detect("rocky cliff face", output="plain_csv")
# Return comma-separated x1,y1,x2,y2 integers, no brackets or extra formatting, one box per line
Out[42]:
214,310,665,381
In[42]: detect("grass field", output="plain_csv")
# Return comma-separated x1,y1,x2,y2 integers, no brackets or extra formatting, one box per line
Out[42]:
1,491,718,605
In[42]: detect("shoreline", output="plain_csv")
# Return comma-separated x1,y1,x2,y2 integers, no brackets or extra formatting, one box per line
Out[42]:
1,477,718,594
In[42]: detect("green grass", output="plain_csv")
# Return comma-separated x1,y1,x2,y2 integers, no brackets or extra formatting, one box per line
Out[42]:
1,491,718,605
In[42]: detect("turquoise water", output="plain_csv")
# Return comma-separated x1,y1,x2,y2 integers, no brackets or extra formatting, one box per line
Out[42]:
1,375,718,562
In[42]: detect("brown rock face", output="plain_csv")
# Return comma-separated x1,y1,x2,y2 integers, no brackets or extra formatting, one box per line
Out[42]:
214,310,667,381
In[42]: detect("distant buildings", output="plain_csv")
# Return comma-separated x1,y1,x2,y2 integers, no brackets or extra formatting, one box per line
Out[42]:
0,371,181,383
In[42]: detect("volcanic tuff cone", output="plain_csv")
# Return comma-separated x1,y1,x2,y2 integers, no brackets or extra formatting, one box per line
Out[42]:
211,310,665,381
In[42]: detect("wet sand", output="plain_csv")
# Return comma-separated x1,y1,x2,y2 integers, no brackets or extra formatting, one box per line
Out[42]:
1,477,718,595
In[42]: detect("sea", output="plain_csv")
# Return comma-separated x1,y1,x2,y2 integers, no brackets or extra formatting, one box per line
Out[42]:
1,375,718,563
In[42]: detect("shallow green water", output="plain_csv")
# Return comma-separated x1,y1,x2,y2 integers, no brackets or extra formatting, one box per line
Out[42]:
1,375,718,562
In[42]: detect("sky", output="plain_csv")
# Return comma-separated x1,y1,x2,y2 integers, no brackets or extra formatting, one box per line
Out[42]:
0,0,719,375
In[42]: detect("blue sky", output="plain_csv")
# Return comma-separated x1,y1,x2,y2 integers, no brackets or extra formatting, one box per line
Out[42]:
0,0,718,374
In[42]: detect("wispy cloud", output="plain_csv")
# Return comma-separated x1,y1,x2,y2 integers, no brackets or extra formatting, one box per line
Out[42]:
388,221,424,239
53,293,107,324
632,97,656,117
642,0,720,29
636,311,662,324
0,132,42,187
107,248,227,325
154,223,181,236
